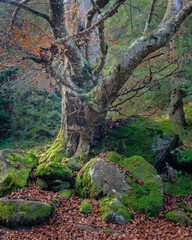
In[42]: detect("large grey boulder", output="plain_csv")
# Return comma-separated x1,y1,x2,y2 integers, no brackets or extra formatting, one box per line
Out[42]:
0,199,52,227
0,150,37,197
75,158,131,199
75,155,163,217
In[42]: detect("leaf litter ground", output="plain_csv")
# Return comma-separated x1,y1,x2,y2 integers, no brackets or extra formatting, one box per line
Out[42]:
0,182,191,240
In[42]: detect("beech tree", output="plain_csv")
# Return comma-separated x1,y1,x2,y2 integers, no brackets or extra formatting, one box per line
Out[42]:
0,0,192,160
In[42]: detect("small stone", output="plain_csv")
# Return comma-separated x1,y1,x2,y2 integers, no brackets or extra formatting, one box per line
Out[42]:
79,200,93,214
165,210,192,226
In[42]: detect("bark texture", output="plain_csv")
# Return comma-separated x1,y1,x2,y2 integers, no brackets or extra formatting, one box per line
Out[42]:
169,88,187,127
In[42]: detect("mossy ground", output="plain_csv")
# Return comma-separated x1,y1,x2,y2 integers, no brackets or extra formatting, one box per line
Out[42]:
36,178,48,190
163,174,192,195
91,118,177,164
176,148,192,171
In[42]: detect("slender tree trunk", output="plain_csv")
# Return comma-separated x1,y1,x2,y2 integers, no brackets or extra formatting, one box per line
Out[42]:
169,88,187,127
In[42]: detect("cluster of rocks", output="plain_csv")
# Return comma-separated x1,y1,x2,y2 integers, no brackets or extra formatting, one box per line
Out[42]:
0,148,191,228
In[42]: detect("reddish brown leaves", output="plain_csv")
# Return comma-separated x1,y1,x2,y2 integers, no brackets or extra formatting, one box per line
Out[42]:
0,186,191,239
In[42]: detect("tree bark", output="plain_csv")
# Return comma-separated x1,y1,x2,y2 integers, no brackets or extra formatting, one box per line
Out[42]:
169,88,187,127
59,86,104,160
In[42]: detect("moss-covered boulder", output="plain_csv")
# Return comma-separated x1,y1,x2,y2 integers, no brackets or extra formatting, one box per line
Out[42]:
75,154,163,217
0,199,52,227
122,156,163,217
100,197,131,225
35,162,73,180
35,162,73,192
165,210,192,226
79,200,93,214
75,158,131,199
0,150,38,198
59,189,71,200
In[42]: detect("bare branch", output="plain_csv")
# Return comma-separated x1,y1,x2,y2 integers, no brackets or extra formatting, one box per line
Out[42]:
143,0,157,34
9,0,31,31
93,20,107,78
56,0,126,44
90,0,101,14
0,0,53,28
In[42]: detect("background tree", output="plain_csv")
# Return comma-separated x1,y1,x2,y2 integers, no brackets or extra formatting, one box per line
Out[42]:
0,0,192,161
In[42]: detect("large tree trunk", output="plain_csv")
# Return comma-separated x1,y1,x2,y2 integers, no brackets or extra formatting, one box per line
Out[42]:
169,88,187,127
41,86,104,163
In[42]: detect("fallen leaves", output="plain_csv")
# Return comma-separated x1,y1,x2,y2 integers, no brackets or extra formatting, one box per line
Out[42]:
0,183,191,240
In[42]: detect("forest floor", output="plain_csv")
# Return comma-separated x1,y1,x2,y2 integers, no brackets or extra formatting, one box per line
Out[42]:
0,181,191,240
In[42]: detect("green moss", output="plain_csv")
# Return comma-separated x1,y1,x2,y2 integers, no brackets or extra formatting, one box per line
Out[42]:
176,202,192,213
123,179,163,217
92,119,164,164
5,152,37,168
165,210,192,226
100,197,131,224
75,158,104,199
59,189,71,200
106,151,123,164
176,149,192,170
39,129,66,164
123,156,157,181
0,152,38,197
79,200,93,214
62,158,82,172
164,175,192,195
122,156,163,217
35,162,73,180
0,199,52,227
36,178,48,190
50,198,60,208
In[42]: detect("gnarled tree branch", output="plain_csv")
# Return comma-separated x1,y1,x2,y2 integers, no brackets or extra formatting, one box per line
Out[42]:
91,1,192,109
